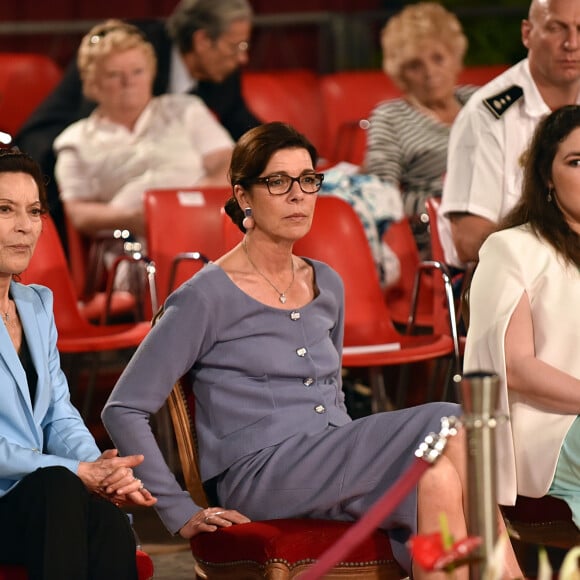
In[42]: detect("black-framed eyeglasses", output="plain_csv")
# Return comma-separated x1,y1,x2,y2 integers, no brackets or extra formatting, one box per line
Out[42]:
252,173,324,195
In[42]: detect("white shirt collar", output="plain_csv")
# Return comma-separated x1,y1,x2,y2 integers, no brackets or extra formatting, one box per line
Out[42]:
522,58,580,117
522,59,552,119
168,46,198,94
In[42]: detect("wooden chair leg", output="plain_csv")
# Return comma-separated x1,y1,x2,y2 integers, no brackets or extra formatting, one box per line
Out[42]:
369,367,395,412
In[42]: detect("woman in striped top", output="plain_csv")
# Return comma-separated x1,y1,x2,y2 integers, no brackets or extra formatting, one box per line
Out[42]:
363,2,476,258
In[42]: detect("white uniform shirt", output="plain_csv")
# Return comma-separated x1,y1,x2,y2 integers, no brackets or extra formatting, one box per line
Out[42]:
464,225,580,505
438,59,580,268
54,94,233,209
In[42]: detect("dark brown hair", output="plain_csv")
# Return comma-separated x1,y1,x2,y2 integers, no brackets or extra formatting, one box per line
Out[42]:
0,147,49,212
501,105,580,268
224,122,318,232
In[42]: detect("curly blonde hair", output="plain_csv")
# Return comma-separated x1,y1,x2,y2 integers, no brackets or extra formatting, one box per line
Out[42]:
381,2,467,86
77,19,157,101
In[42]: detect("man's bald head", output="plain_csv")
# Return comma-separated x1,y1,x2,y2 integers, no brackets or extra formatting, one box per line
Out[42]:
528,0,549,21
522,0,580,97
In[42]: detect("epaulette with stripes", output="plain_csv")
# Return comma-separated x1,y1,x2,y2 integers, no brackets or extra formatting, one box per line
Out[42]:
482,85,523,119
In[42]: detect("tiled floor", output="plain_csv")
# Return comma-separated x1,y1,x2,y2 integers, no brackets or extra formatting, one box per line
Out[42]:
148,548,196,580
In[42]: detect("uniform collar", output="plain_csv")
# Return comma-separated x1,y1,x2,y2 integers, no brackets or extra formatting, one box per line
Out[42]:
521,59,553,119
522,58,580,117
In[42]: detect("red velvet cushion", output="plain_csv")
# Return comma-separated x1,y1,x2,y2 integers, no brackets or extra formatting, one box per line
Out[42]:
501,495,572,524
0,551,154,580
191,519,395,565
136,549,154,580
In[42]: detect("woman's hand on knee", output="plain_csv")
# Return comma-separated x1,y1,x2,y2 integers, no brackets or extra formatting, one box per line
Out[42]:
179,507,251,539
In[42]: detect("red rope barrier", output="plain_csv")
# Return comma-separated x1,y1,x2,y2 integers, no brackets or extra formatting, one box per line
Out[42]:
300,457,431,580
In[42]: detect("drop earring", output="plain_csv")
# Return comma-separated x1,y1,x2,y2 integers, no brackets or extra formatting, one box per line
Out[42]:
547,187,553,202
242,207,254,230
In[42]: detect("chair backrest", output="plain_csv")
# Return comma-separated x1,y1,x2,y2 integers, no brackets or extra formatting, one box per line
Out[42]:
0,53,62,137
382,217,423,308
319,70,401,163
241,69,325,156
167,378,210,509
144,187,230,304
19,215,92,334
425,197,445,263
221,208,243,252
64,214,99,300
294,196,401,346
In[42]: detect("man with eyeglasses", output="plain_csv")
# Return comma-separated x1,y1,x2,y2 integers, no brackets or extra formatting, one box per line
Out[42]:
15,0,261,250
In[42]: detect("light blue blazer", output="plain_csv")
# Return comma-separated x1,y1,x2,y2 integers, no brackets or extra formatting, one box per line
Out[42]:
0,281,100,498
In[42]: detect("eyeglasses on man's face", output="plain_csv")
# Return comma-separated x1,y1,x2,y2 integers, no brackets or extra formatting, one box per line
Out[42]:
252,173,324,195
216,38,250,57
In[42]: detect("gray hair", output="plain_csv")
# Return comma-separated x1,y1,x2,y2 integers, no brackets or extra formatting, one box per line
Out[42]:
167,0,253,53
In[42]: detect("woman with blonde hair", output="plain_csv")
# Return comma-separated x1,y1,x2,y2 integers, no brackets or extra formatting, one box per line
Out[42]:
54,19,234,239
363,2,474,257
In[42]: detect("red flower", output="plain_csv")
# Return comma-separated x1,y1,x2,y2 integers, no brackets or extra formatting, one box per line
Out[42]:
408,532,482,571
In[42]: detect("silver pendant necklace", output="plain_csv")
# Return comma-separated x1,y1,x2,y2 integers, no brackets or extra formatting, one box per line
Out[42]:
243,238,295,304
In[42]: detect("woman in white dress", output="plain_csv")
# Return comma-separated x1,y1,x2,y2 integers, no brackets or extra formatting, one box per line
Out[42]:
465,105,580,526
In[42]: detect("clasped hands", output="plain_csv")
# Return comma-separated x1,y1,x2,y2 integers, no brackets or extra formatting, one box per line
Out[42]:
77,449,157,507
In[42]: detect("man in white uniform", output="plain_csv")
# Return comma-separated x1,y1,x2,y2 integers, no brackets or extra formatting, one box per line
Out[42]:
439,0,580,268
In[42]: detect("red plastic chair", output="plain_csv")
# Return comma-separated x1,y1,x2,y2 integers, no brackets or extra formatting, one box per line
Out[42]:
457,64,510,87
424,197,467,364
0,53,62,137
19,215,151,418
222,207,243,251
242,69,326,157
319,70,401,164
0,550,154,580
293,196,455,410
64,214,141,324
383,218,435,329
144,187,230,305
166,373,406,579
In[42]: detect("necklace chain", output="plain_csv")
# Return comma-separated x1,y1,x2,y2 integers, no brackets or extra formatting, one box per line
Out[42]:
2,301,10,324
243,239,295,304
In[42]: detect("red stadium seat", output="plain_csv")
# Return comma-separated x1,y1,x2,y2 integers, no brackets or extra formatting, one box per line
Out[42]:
319,70,401,163
0,53,62,138
242,69,325,155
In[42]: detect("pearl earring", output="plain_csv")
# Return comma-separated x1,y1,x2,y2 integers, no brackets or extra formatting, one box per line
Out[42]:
547,187,554,202
242,207,255,230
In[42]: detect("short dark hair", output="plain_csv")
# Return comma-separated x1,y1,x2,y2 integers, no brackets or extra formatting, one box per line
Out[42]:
501,104,580,267
167,0,253,53
0,147,49,212
225,122,318,232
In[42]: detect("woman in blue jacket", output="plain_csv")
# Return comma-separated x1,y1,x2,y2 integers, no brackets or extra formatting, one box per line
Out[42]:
0,148,156,580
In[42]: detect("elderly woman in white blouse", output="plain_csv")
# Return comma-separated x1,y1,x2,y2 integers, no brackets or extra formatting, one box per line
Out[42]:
54,19,234,239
